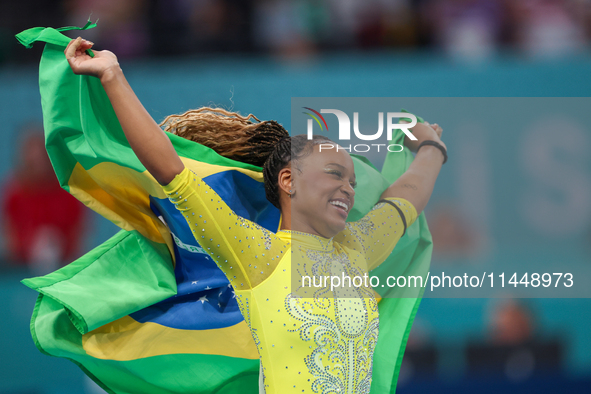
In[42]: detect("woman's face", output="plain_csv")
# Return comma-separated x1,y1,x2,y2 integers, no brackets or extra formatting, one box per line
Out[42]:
290,143,356,238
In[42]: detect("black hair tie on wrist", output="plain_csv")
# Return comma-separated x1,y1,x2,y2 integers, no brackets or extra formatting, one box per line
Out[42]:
417,140,447,164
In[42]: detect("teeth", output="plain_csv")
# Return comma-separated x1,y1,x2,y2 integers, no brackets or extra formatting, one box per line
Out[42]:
330,201,349,212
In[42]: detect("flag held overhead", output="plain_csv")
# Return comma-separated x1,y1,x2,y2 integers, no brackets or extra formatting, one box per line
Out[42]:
18,22,432,394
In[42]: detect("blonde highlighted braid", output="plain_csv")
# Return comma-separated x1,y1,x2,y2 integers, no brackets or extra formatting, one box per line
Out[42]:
160,107,288,167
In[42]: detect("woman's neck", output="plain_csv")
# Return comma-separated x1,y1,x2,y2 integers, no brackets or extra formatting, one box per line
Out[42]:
282,214,330,239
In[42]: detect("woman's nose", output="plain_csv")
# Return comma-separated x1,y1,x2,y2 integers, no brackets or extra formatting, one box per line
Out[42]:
343,183,356,197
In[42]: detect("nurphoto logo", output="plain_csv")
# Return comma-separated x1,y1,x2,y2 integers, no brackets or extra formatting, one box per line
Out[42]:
303,107,418,153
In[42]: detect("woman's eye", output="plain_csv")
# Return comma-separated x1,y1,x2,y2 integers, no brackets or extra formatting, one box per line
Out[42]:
350,182,357,189
327,170,342,177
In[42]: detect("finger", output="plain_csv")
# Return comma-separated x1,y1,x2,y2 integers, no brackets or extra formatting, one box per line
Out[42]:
65,37,82,59
64,38,77,56
79,39,94,50
430,123,442,133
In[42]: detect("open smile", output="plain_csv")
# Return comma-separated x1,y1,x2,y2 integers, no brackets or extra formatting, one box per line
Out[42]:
329,199,350,219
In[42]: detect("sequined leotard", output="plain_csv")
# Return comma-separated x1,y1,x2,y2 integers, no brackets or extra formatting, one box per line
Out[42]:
163,167,417,394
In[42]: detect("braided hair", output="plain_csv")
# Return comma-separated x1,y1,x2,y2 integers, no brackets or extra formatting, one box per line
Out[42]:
263,134,334,209
161,107,288,167
162,107,333,209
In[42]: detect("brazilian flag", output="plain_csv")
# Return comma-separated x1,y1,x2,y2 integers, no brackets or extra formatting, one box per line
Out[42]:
16,22,432,394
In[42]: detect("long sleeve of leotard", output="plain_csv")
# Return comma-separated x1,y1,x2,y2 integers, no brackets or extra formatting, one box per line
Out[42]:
333,197,417,271
162,167,289,290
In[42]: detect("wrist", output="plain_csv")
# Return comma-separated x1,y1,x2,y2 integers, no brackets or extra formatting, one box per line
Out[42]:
417,140,447,164
417,133,442,145
99,64,123,84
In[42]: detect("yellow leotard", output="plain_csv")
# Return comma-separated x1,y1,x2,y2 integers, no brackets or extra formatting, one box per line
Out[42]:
163,167,417,394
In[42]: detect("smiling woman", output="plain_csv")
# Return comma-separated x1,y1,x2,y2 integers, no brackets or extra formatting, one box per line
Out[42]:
62,35,446,394
286,139,358,237
162,141,417,393
262,135,359,237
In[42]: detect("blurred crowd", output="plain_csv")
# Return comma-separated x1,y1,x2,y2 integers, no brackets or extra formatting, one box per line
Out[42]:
1,126,86,275
399,298,565,386
2,0,591,64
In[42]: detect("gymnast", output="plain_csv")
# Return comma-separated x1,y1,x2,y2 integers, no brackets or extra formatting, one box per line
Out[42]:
64,36,446,394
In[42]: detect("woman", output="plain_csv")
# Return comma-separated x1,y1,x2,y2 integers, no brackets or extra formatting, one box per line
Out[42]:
64,37,446,394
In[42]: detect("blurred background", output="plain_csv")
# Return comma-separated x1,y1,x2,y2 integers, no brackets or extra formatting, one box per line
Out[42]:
1,0,591,393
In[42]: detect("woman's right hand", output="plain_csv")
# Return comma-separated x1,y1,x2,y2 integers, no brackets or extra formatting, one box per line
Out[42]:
64,37,120,81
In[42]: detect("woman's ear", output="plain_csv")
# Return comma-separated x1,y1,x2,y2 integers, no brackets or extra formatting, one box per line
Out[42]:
278,167,292,196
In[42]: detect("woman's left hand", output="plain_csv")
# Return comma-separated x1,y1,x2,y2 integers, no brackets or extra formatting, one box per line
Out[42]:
403,121,445,152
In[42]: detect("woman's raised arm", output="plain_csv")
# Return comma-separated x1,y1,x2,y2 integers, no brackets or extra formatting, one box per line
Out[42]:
65,37,184,185
380,121,446,215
